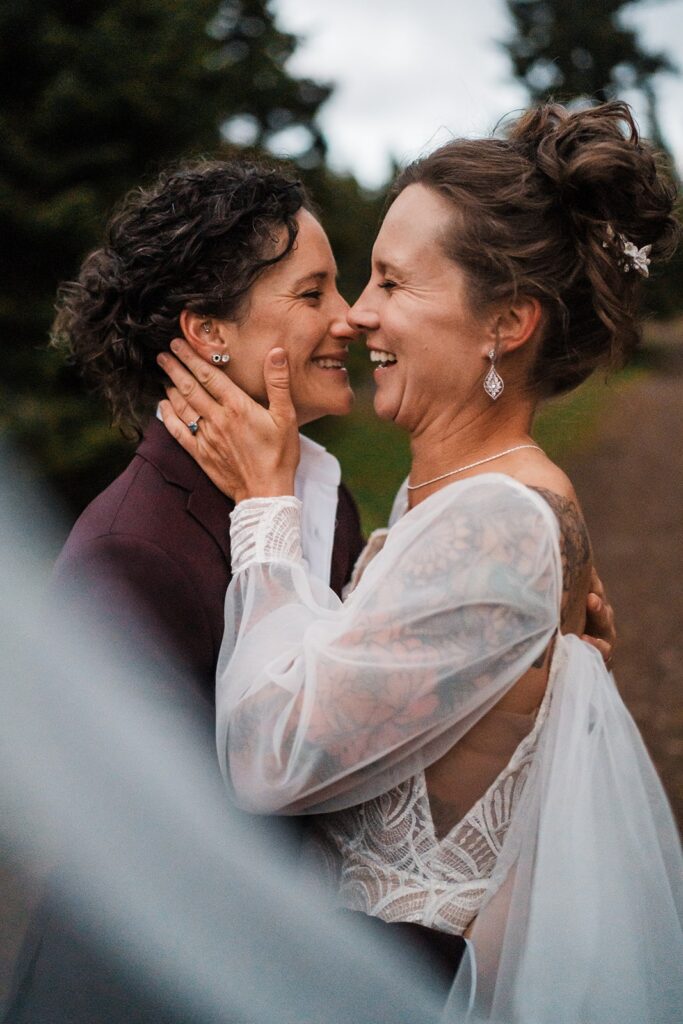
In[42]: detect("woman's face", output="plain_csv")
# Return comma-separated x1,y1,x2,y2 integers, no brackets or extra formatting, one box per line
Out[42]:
349,184,491,433
220,209,356,426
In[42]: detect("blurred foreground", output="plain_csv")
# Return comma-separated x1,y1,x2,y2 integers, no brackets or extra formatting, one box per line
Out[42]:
0,455,446,1022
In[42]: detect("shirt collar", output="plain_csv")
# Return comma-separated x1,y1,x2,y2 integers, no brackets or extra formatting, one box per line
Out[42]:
297,433,342,488
295,434,341,585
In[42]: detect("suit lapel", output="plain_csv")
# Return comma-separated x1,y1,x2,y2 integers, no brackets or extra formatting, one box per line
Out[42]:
186,475,234,560
137,419,234,561
137,419,363,593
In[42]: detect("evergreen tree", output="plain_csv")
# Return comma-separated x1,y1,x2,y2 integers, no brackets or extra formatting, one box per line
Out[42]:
503,0,682,317
503,0,674,110
0,0,333,509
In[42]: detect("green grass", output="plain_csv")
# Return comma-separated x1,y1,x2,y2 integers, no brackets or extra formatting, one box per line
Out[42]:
533,364,646,463
306,367,648,537
304,390,411,534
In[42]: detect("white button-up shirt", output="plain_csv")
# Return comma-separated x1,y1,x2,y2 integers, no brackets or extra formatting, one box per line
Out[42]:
295,434,341,586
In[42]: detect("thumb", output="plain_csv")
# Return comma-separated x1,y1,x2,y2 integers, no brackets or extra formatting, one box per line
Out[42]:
264,348,295,423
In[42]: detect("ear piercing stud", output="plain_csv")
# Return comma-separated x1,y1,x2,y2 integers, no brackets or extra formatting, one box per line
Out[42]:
211,353,231,364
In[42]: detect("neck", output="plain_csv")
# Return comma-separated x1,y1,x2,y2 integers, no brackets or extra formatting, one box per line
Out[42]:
408,398,536,507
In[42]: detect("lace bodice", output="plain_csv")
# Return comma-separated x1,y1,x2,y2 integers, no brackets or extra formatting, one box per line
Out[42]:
310,659,555,935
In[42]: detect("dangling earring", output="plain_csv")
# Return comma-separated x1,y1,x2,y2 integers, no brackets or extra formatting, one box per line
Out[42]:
483,349,504,401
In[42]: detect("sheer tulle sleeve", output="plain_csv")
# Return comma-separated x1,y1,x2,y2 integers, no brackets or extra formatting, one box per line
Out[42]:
216,475,561,814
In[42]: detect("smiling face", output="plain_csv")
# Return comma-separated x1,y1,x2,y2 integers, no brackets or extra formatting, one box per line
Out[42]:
349,184,494,433
219,209,356,426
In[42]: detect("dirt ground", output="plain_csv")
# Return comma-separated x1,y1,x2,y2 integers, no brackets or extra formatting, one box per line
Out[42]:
565,325,683,829
2,334,682,1011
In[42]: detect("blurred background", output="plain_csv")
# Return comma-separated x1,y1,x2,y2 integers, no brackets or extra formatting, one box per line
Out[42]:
1,0,682,1004
1,0,681,535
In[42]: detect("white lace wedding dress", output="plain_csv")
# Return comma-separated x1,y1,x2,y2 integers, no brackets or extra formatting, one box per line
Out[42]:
216,474,683,1023
307,676,554,937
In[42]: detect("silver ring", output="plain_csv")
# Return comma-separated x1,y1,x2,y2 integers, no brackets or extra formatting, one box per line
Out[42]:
187,418,201,436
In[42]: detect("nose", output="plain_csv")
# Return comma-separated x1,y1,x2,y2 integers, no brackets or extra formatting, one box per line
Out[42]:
347,282,380,334
329,290,361,343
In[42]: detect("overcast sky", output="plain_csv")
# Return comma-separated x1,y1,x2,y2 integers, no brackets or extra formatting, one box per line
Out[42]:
271,0,683,188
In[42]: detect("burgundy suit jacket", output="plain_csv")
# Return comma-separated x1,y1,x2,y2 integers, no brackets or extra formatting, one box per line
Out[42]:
53,417,365,705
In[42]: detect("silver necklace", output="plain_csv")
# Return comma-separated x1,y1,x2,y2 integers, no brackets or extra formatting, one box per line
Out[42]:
407,444,542,492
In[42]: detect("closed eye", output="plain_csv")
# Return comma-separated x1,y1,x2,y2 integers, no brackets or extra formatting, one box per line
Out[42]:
300,289,322,301
379,280,396,291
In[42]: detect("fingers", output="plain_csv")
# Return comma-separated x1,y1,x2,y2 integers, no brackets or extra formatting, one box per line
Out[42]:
581,635,613,670
168,338,235,400
589,565,606,601
159,398,199,456
586,563,617,662
586,591,616,644
164,386,201,429
157,351,221,419
263,348,296,426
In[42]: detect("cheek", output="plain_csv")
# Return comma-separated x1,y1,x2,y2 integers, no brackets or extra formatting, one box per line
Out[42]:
288,313,327,353
227,340,271,398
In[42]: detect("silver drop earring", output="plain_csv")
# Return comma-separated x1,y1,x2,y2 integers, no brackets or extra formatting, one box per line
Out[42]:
484,349,504,401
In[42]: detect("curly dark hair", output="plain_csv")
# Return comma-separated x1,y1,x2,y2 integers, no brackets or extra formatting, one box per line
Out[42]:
52,159,311,435
392,101,680,396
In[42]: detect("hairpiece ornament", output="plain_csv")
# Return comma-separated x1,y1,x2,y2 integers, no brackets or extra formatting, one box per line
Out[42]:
603,225,652,278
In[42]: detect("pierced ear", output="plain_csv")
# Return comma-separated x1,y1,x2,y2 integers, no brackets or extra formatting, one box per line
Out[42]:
179,310,233,363
492,296,543,356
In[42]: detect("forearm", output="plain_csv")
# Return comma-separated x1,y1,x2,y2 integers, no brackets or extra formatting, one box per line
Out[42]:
217,485,560,815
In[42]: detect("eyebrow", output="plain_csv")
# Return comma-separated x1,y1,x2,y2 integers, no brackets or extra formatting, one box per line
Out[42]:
291,269,338,289
375,258,403,276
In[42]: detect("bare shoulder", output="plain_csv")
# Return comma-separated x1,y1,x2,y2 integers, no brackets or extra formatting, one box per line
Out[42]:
516,462,592,632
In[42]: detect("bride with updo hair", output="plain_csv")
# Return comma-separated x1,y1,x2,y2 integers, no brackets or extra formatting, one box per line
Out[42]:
159,102,682,1022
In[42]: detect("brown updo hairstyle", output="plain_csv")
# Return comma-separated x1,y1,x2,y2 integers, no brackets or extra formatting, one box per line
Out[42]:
391,101,680,396
52,159,311,436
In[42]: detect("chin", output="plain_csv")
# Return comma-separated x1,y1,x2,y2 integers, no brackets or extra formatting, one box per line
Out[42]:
297,390,354,426
372,390,400,424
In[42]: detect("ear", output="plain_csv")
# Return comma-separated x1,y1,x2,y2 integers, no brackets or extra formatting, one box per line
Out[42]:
179,310,235,364
486,296,543,357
